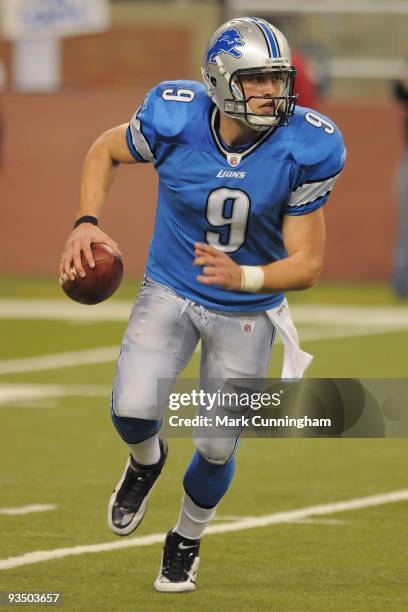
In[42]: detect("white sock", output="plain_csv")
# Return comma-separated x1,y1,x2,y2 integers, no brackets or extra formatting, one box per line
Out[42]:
127,435,160,466
173,492,217,540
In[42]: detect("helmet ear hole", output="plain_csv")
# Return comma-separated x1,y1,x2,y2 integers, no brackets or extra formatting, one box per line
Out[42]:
210,77,217,87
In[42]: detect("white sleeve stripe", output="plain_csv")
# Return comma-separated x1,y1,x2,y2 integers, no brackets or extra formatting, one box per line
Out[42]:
129,116,154,162
288,175,338,208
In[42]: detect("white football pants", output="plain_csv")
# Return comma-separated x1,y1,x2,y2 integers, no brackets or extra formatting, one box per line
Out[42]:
111,276,276,463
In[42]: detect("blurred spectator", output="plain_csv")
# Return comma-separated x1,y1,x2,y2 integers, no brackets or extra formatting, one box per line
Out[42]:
392,63,408,297
0,60,5,170
292,49,320,109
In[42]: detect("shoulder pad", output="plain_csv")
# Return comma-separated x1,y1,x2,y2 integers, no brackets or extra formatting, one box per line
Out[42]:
148,80,209,140
290,106,346,178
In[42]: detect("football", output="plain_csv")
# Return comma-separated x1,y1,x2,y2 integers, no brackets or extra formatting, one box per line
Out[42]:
59,243,123,305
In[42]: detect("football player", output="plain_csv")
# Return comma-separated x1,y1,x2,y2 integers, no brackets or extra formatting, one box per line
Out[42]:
59,17,346,592
392,62,408,296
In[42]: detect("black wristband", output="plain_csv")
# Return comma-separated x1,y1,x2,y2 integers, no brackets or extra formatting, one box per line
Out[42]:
73,215,98,229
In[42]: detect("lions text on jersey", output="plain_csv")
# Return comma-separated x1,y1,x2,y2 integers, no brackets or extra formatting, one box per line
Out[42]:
126,80,346,312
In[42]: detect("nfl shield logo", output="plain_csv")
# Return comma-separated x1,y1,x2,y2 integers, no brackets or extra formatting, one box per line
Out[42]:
241,320,255,334
227,153,241,167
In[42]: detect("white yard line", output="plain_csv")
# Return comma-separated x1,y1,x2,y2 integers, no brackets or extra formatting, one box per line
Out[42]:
0,323,404,379
299,326,396,342
0,347,119,375
0,301,405,382
290,518,346,525
0,384,111,405
1,299,408,328
0,504,57,516
0,301,406,379
0,300,132,322
293,305,408,328
214,515,257,521
215,515,346,525
0,489,406,571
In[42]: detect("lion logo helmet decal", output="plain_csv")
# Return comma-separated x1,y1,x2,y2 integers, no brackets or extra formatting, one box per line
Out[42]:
206,27,245,65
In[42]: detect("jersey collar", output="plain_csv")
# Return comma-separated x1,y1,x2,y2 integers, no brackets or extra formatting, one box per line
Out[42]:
209,105,276,166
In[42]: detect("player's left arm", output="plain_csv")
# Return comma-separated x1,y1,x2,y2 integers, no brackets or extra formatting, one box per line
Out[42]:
264,207,326,291
194,207,325,292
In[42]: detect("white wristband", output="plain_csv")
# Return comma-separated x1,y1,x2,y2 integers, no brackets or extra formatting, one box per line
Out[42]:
240,266,264,292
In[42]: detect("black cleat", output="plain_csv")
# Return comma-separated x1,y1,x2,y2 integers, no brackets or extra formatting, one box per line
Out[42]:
154,530,200,592
108,438,168,536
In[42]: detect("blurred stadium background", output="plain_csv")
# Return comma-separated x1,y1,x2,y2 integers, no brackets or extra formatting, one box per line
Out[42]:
0,0,407,279
0,1,407,611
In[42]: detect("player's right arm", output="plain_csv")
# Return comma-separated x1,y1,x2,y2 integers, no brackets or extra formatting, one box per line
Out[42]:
59,123,136,281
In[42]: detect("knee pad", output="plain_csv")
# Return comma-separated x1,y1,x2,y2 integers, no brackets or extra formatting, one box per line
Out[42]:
111,413,161,444
183,450,235,508
194,436,238,465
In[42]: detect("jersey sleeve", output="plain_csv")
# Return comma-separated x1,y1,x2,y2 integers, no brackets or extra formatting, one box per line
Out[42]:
126,89,156,163
284,114,346,216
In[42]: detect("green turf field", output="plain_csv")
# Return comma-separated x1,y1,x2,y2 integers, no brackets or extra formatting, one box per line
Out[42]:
0,277,407,611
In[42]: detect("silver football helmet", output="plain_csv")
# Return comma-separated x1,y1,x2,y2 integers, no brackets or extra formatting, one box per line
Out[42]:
202,17,297,130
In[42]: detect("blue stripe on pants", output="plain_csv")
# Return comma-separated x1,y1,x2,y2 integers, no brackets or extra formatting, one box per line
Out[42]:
183,450,236,509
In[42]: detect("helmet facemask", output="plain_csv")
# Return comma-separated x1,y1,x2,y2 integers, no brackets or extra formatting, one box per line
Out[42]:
225,67,297,131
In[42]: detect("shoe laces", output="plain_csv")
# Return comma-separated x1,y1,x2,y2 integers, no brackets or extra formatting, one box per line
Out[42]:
119,467,152,509
162,542,198,582
162,547,196,582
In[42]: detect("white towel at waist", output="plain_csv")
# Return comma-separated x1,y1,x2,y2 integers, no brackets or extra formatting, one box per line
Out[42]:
266,298,313,379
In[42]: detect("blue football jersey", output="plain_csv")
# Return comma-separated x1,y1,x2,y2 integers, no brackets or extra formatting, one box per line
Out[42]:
126,80,346,312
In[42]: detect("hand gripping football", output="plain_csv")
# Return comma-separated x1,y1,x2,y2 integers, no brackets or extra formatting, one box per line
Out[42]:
59,243,123,305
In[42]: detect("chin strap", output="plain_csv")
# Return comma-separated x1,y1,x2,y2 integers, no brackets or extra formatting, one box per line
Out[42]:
245,113,279,130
